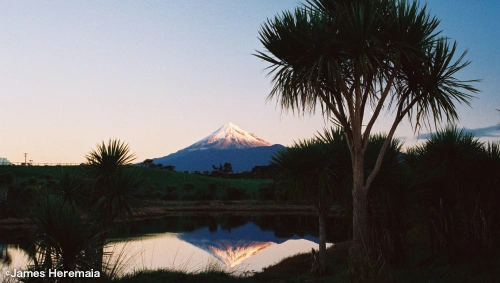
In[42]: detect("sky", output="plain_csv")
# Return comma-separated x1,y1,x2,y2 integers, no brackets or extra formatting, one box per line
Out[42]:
0,0,499,164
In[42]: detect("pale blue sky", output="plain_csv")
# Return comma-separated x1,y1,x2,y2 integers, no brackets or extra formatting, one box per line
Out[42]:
0,0,498,163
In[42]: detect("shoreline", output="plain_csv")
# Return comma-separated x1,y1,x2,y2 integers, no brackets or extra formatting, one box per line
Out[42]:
0,201,344,232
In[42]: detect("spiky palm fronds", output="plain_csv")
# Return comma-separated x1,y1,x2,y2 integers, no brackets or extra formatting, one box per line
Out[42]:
55,171,85,209
256,0,479,260
85,139,136,182
414,126,484,185
407,126,499,256
315,127,353,206
256,0,478,134
84,139,140,223
31,194,103,272
94,169,144,224
272,139,335,208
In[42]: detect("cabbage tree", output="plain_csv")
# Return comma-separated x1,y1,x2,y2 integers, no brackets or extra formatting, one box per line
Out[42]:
256,0,478,259
272,139,335,273
85,139,141,271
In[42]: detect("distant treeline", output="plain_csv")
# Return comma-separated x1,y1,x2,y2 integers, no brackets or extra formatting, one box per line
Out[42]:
139,158,279,179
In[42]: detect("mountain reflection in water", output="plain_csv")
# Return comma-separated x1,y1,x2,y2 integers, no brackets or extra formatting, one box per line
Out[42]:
206,241,274,268
1,215,343,277
178,222,286,268
109,222,332,273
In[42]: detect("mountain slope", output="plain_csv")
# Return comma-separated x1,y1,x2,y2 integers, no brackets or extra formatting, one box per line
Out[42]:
154,144,284,172
152,123,284,172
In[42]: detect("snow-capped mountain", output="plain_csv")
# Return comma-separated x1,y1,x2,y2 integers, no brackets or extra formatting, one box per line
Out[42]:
152,123,284,172
184,122,271,150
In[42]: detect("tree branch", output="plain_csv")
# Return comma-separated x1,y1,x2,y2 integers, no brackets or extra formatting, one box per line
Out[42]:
364,89,426,192
362,63,400,148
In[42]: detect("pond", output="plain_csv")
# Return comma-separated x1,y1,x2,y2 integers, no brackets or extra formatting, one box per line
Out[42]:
1,214,349,278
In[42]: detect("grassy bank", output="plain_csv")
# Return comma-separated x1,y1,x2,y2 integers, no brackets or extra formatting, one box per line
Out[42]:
0,165,270,190
136,166,271,198
113,270,305,283
111,242,500,283
2,240,497,283
0,165,272,204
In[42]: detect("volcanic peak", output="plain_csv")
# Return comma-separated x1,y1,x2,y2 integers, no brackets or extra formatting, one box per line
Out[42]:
185,122,271,150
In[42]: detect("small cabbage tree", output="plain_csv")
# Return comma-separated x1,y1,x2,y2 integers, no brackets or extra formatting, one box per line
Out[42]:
85,139,141,271
272,139,335,273
85,139,140,226
28,139,142,275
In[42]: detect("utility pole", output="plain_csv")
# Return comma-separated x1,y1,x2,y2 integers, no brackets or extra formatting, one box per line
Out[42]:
24,153,27,165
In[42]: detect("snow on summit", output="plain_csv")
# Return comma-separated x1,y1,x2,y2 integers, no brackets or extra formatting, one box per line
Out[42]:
152,122,284,172
185,122,271,150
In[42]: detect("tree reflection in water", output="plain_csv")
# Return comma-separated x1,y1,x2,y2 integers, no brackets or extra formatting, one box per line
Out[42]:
1,214,349,276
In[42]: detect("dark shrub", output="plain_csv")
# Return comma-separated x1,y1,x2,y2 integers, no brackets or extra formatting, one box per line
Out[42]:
27,177,37,186
0,199,6,218
275,185,291,202
164,186,178,200
0,172,14,186
409,127,500,258
226,186,246,201
258,183,276,200
165,185,177,193
193,188,207,201
181,183,196,200
44,174,55,181
155,192,163,199
145,186,155,197
182,187,207,201
183,183,195,193
207,183,217,200
4,184,35,217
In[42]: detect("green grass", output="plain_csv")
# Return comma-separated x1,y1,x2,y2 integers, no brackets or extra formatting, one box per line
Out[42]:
113,252,500,283
114,269,322,283
137,167,269,194
0,165,82,181
387,256,500,283
0,165,271,198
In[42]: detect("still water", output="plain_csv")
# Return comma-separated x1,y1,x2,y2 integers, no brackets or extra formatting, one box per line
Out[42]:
1,214,347,277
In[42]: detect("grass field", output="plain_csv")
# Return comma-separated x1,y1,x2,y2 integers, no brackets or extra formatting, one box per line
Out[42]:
0,165,272,200
137,167,271,196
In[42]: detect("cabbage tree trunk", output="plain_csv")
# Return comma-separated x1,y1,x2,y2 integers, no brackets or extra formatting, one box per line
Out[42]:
317,209,328,274
351,147,370,261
